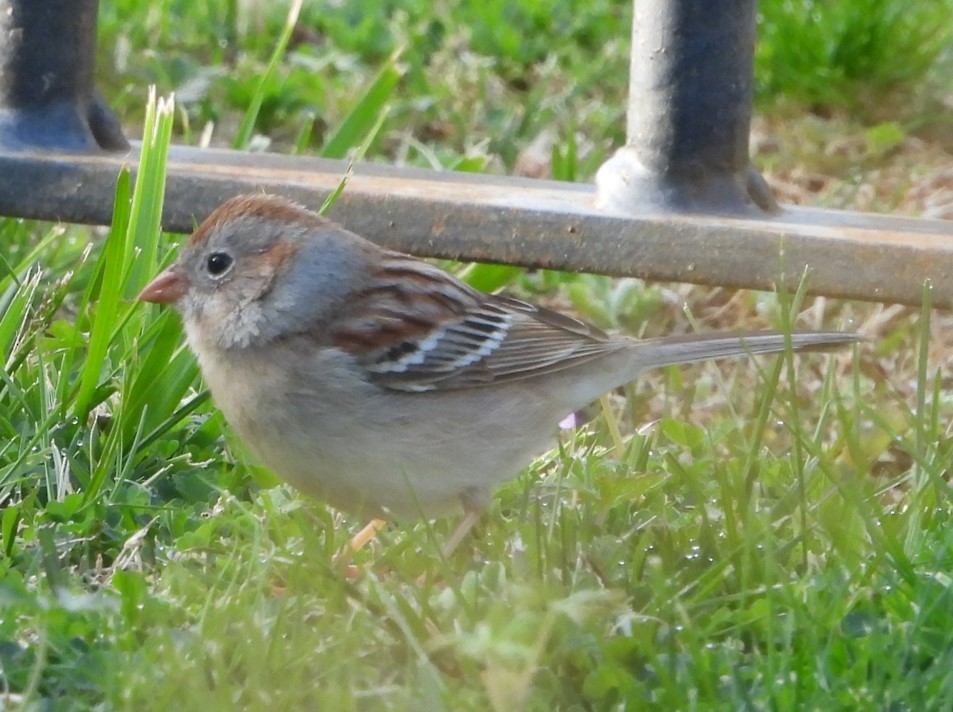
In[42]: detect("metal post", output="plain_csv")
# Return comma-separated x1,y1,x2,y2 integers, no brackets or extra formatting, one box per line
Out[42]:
0,0,128,151
597,0,776,215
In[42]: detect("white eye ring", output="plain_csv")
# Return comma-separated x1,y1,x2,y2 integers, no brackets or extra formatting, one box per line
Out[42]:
206,252,233,276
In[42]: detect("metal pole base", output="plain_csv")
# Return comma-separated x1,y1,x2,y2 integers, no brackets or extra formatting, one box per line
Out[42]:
0,0,128,152
596,147,778,215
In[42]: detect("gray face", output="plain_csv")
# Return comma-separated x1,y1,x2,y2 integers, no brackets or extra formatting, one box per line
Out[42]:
172,214,295,350
173,210,380,352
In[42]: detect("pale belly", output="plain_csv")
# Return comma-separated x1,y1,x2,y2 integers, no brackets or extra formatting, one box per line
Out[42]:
197,345,564,519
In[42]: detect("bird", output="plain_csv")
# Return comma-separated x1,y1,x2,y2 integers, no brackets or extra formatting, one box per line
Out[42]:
138,193,859,554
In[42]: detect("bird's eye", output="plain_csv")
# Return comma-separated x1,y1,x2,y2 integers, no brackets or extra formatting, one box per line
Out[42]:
206,252,233,276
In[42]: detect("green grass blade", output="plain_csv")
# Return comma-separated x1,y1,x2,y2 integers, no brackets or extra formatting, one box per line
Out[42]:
233,0,303,150
124,88,175,301
905,279,934,555
73,172,132,418
0,269,39,363
319,101,390,215
319,53,404,160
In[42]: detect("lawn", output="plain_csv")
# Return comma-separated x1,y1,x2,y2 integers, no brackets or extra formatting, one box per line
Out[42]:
3,0,953,709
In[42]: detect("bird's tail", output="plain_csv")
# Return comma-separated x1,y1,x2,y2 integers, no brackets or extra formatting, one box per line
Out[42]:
632,330,861,371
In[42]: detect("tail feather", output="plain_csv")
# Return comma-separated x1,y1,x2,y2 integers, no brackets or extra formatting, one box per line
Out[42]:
633,330,861,371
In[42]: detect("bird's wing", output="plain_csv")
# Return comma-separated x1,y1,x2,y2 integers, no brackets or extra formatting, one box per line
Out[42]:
327,255,626,392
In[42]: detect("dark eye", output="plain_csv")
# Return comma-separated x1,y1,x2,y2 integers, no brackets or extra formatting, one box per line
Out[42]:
206,252,233,276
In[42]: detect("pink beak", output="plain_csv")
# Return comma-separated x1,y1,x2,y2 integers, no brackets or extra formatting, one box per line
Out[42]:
138,267,188,304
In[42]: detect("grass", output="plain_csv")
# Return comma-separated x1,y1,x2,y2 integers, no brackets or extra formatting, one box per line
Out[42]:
94,0,953,171
756,0,952,114
4,0,953,709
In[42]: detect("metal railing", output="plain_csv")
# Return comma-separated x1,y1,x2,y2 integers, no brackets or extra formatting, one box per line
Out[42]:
1,0,951,307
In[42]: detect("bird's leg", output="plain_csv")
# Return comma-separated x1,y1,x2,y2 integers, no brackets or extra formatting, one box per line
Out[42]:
333,518,387,573
415,497,486,585
349,518,388,553
441,506,483,559
441,489,490,558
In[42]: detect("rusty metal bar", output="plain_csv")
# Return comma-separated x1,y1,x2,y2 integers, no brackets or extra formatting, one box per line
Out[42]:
597,0,776,215
0,145,951,308
0,0,127,151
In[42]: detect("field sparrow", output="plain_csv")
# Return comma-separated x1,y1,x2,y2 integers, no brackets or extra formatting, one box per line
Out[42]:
139,194,858,549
